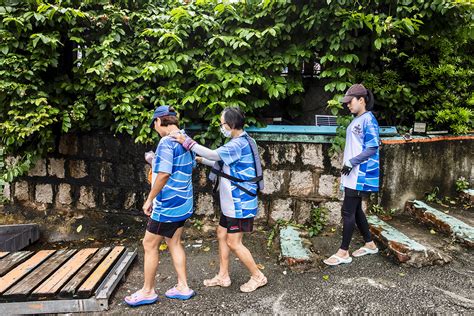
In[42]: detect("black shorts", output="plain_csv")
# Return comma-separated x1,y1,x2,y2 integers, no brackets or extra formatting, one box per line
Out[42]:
146,218,185,238
219,214,254,233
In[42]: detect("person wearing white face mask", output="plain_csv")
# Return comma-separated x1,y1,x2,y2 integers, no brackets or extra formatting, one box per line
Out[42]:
172,106,267,293
220,123,232,138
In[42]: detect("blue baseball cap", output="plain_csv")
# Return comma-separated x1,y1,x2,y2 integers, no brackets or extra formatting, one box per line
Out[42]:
149,105,177,128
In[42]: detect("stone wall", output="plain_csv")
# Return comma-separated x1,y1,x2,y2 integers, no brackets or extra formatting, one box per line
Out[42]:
2,134,151,214
2,132,473,239
1,131,346,228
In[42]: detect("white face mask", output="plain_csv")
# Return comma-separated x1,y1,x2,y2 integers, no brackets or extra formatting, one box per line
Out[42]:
220,125,231,138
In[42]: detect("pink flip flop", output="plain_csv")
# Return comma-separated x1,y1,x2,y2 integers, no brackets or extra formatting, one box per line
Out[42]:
124,290,159,307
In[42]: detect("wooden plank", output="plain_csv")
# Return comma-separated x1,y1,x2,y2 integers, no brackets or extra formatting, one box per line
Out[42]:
3,249,77,299
76,246,125,298
59,247,111,298
0,250,56,295
0,252,9,259
0,251,34,276
31,248,99,298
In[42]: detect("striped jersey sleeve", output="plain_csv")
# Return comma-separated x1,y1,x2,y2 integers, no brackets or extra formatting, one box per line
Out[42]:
364,116,380,148
217,140,242,166
154,140,173,174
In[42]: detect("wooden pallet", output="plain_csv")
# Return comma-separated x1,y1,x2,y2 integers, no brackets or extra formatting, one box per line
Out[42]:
0,246,137,314
0,224,40,252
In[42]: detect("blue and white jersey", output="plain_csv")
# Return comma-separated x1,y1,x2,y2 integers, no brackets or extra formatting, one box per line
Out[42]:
342,112,380,192
151,134,195,222
216,132,258,219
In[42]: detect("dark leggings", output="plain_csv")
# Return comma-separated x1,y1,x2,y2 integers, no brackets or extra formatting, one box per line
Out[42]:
340,188,372,251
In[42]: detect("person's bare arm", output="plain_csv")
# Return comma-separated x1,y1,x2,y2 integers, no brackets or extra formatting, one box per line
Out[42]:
143,172,170,216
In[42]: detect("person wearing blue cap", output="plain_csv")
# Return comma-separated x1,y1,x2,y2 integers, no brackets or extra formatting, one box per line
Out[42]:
125,106,196,307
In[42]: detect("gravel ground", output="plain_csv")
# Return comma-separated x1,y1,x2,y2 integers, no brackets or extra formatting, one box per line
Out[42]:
96,226,474,315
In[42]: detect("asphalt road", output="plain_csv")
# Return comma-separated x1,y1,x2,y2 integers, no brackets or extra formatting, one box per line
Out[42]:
99,227,474,314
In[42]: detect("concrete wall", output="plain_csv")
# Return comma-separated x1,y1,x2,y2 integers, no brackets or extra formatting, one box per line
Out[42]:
1,132,473,240
378,136,474,210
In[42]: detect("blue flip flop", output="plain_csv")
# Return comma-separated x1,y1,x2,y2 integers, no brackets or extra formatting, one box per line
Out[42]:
124,291,159,307
165,286,196,300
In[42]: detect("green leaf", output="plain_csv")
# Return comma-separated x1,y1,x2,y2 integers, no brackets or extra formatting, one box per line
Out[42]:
374,38,382,50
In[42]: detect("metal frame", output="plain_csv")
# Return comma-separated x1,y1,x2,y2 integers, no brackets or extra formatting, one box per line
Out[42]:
315,115,338,127
0,248,137,315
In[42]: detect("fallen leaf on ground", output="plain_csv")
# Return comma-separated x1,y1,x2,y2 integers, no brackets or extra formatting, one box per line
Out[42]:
76,225,83,233
203,246,210,252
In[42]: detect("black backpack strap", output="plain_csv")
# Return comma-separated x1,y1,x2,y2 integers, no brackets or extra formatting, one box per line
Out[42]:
210,165,260,197
211,161,223,195
210,168,258,197
210,167,262,183
233,182,258,197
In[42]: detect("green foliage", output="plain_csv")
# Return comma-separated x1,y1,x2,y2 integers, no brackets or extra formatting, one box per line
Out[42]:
0,146,5,204
266,222,279,248
455,176,469,192
191,218,204,231
266,207,327,247
369,204,397,217
321,0,474,144
0,0,473,182
425,186,441,203
307,207,328,237
435,107,472,135
0,0,310,181
266,219,306,248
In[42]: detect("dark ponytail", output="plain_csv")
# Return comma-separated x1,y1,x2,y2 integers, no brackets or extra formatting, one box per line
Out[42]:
365,89,374,111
